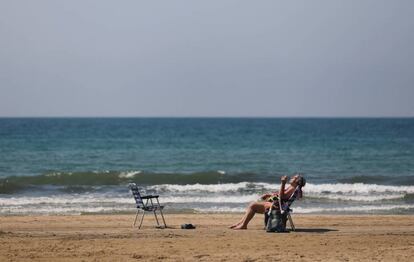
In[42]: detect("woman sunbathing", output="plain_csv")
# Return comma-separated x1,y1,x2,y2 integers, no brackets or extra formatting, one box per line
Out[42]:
230,174,306,230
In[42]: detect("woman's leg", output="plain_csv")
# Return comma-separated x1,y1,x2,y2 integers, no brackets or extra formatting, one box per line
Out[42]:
229,217,244,228
229,200,272,229
229,212,249,228
233,201,270,230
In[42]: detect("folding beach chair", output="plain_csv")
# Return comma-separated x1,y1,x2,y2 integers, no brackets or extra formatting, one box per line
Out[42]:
264,186,301,231
128,183,167,229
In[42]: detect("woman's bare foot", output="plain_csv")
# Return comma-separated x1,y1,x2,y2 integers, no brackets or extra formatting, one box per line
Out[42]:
229,222,242,229
232,225,247,230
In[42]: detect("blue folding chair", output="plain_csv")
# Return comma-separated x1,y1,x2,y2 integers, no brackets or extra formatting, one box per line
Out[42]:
128,183,167,229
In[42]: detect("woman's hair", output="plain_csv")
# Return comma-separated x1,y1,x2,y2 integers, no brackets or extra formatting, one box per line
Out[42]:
297,175,306,187
295,173,306,199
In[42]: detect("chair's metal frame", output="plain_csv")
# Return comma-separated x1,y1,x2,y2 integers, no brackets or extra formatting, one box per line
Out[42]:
265,204,296,231
129,183,167,229
287,212,295,231
265,186,300,231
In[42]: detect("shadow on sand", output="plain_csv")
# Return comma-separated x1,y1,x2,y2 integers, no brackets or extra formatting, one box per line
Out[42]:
292,228,338,233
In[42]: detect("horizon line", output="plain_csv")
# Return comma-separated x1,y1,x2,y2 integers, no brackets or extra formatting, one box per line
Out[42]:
0,115,413,119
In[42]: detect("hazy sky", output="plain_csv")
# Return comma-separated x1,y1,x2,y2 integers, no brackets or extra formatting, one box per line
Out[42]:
1,1,413,117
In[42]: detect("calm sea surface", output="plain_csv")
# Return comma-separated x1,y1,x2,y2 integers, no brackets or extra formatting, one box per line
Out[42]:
1,118,413,215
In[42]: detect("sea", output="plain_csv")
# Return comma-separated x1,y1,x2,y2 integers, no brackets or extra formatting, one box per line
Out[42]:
0,117,413,215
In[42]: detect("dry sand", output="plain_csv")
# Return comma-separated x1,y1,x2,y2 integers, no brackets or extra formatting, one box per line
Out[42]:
0,213,413,261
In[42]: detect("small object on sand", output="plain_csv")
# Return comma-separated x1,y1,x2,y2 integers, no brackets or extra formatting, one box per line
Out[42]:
181,223,196,229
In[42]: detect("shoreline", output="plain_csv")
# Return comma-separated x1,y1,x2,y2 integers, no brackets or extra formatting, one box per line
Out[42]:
1,214,413,261
2,211,414,216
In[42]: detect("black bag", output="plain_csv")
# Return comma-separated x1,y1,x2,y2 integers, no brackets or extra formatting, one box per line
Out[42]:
265,209,288,233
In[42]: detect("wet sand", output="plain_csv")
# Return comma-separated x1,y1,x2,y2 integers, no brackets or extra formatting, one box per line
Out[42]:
0,214,413,261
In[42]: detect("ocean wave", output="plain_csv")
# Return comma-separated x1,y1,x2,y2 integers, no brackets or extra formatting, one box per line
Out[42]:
2,189,414,215
0,195,134,206
118,171,142,178
151,182,414,195
3,179,414,204
163,195,258,203
150,182,414,202
193,204,414,214
338,175,414,185
0,171,262,194
163,192,409,203
3,203,413,215
305,183,414,194
2,171,414,195
305,194,406,202
293,204,414,213
0,180,25,194
0,195,256,206
194,207,245,213
150,182,272,193
59,185,98,193
3,202,414,215
403,193,414,203
2,188,413,210
0,205,133,215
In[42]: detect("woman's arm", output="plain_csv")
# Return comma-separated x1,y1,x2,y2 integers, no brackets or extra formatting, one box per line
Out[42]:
278,176,288,200
260,193,271,200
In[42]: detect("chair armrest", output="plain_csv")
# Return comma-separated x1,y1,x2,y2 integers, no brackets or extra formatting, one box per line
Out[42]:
141,195,159,199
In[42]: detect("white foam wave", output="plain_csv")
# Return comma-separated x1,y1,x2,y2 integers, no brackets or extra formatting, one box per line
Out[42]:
293,204,414,213
194,204,414,214
0,192,403,207
119,170,142,178
0,195,134,206
163,195,257,203
151,182,274,193
3,203,413,215
151,182,414,194
307,194,405,202
2,182,414,215
305,183,414,194
2,182,411,209
1,195,414,215
0,206,132,215
194,207,245,213
45,172,73,177
0,194,258,206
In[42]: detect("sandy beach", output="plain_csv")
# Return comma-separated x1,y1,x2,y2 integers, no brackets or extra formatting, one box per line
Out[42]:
0,213,413,261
